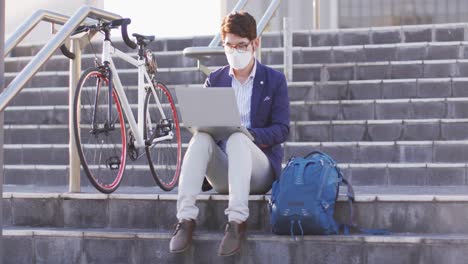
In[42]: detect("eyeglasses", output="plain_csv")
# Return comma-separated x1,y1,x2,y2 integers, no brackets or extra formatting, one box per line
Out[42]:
223,41,251,54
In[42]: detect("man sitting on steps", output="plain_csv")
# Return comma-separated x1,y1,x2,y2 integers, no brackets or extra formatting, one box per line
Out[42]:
169,11,290,256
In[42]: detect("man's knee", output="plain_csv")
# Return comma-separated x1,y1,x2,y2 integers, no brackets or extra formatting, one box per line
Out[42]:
226,132,249,152
190,132,214,147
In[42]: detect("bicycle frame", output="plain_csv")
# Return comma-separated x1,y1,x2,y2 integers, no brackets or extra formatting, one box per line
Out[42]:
101,39,173,148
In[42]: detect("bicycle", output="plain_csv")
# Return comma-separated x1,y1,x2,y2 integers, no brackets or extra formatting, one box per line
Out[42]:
63,18,182,193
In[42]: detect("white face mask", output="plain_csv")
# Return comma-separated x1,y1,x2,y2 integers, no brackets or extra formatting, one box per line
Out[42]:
226,49,253,70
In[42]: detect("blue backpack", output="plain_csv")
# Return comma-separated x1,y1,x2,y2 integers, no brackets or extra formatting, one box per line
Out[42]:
269,151,356,237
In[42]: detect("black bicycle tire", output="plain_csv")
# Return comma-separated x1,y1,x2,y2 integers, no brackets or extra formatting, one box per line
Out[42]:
144,81,182,191
73,67,127,193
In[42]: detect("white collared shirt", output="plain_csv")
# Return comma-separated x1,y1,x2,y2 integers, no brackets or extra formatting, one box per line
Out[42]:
229,60,257,128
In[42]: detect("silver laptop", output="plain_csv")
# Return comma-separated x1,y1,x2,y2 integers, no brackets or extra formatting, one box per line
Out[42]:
175,87,254,141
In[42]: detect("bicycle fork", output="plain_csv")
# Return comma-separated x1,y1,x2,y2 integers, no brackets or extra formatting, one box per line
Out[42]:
105,62,114,128
91,38,115,134
91,63,115,134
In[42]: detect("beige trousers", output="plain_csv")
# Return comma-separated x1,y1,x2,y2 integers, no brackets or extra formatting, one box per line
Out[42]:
176,132,274,222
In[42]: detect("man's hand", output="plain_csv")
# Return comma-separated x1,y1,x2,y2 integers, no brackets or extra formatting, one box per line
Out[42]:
248,128,269,148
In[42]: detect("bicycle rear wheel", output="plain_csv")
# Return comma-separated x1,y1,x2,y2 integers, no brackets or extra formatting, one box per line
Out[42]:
73,67,127,193
144,81,182,191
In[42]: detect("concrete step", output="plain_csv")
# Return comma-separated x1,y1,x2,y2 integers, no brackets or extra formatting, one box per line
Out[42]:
5,117,468,145
7,58,468,88
3,124,187,145
295,78,468,101
8,77,468,108
293,23,468,47
5,140,468,170
4,140,468,186
4,161,468,187
7,83,193,107
4,125,70,144
5,227,468,264
4,67,207,87
285,140,468,164
6,51,198,72
337,163,468,186
4,186,468,235
3,119,202,144
8,35,211,57
7,41,468,73
294,59,468,82
290,118,468,142
6,97,468,125
4,103,180,125
5,50,227,73
3,164,159,187
3,143,160,166
295,42,468,64
290,97,468,121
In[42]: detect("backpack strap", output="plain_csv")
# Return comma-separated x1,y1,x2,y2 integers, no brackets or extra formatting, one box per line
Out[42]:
340,178,390,235
341,178,356,228
339,223,390,235
295,159,316,185
289,218,305,241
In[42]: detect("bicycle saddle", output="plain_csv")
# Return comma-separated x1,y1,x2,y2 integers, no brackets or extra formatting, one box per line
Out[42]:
132,33,155,46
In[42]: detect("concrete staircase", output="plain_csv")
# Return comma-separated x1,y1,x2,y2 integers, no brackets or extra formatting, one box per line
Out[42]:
4,23,468,263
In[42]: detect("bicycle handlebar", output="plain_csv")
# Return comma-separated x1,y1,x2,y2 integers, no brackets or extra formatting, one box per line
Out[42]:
118,18,137,49
60,44,75,60
60,18,137,59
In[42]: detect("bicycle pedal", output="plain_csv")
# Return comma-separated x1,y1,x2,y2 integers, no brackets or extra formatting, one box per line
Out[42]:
107,156,121,170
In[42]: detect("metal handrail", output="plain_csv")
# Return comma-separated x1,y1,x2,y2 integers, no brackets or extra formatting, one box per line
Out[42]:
0,6,121,112
5,10,70,56
2,6,123,193
283,17,292,81
183,0,282,75
5,10,98,57
313,0,321,30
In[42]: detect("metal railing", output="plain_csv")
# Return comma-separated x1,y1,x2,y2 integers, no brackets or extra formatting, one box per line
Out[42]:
1,6,123,193
5,10,69,56
283,17,292,81
313,0,321,30
1,6,121,112
183,0,282,76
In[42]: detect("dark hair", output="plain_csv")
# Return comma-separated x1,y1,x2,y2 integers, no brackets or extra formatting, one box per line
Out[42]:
221,11,257,41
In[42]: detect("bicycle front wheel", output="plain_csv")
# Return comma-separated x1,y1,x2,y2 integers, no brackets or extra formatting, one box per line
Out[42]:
144,81,182,191
73,68,127,193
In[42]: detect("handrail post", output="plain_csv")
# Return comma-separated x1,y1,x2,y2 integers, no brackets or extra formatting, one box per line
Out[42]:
256,37,262,63
283,17,293,81
69,39,81,193
0,0,5,254
313,0,321,30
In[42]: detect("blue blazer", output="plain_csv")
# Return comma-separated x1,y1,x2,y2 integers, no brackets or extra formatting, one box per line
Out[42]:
204,61,290,179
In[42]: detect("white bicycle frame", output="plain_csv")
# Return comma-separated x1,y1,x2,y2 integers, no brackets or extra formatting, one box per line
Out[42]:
101,39,173,148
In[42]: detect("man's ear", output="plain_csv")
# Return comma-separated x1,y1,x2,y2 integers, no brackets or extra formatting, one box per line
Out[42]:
252,38,260,51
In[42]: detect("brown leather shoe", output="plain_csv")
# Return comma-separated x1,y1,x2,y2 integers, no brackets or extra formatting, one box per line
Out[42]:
218,221,247,256
169,219,195,253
